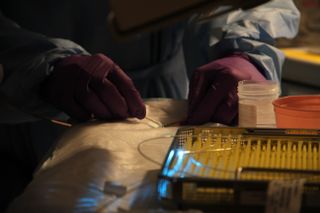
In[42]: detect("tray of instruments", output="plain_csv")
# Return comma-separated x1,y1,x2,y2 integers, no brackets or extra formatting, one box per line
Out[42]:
158,127,320,211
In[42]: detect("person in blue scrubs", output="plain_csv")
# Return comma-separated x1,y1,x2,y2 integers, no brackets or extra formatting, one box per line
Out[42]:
0,0,300,211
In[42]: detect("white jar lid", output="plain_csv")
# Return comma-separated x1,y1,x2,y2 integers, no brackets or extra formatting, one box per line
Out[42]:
238,80,280,96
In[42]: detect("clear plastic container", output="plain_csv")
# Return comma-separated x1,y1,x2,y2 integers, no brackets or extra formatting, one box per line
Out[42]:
238,80,280,128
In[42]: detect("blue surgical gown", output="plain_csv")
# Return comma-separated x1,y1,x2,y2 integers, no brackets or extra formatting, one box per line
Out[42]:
0,0,300,122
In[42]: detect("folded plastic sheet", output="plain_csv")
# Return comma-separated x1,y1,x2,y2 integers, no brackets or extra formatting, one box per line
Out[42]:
7,99,193,213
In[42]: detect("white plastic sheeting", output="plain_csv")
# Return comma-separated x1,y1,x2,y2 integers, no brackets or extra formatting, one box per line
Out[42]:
8,99,197,213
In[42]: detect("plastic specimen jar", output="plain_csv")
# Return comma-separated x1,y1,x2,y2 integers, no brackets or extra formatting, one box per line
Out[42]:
238,80,280,128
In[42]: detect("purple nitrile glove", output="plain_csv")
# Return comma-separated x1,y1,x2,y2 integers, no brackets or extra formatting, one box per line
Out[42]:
41,54,146,122
187,53,266,125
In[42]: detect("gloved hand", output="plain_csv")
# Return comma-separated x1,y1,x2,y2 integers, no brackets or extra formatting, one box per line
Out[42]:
187,53,266,125
41,54,146,121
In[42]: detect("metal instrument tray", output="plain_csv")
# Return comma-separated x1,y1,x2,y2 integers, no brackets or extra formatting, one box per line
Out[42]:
158,127,320,211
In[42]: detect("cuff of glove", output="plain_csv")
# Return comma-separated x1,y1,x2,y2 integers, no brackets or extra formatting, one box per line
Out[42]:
228,51,251,62
220,52,265,78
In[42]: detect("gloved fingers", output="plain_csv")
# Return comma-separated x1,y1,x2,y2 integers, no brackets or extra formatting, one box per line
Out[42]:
69,69,113,120
75,88,113,120
43,53,145,121
109,65,146,119
90,78,129,119
210,91,239,125
90,54,114,79
187,82,226,125
55,55,87,67
187,70,201,112
61,97,91,122
188,65,225,115
41,70,90,121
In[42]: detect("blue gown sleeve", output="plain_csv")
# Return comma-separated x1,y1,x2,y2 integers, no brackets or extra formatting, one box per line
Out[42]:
0,11,88,123
209,0,300,82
